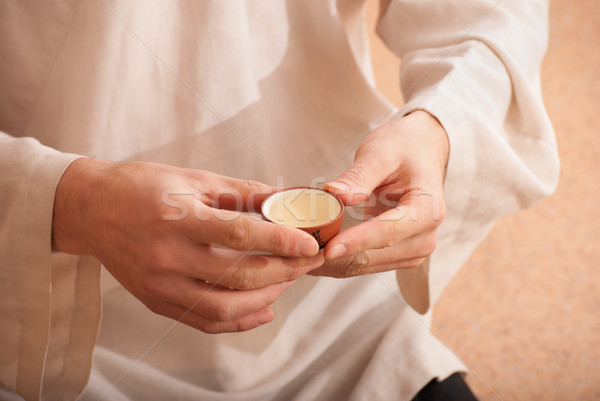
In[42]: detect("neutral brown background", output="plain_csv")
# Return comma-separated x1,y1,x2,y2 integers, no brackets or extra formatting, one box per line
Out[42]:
367,1,600,400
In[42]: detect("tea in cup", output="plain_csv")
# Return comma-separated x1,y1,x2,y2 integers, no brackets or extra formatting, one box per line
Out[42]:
261,187,344,247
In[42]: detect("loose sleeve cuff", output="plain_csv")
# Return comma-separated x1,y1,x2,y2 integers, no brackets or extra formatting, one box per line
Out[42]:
0,134,101,400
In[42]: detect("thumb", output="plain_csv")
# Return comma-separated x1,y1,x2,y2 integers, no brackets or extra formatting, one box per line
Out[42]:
324,161,388,206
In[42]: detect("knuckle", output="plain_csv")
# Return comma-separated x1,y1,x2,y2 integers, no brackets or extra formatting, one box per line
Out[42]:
352,252,371,270
228,268,257,290
138,279,171,308
382,220,403,247
281,259,307,281
192,319,215,334
181,312,217,334
151,248,176,271
287,265,304,282
338,252,371,277
240,179,265,192
270,228,289,255
207,301,235,322
345,163,371,186
223,219,251,250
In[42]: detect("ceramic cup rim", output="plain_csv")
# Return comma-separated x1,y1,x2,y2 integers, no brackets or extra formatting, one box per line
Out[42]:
260,186,344,230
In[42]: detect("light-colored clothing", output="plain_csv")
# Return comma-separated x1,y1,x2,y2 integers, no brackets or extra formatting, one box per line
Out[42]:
0,1,559,400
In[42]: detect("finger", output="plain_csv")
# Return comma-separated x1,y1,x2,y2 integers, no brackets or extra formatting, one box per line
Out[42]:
324,160,389,206
156,277,295,321
309,256,426,278
152,301,275,334
324,190,444,260
324,128,401,206
171,246,324,290
190,205,320,257
309,234,434,277
203,173,276,213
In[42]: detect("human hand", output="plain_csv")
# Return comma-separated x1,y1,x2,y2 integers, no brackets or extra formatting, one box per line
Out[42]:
309,110,449,278
52,159,323,333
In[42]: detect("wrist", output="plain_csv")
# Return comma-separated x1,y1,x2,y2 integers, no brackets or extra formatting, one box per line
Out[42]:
403,110,450,182
407,110,449,166
52,157,111,254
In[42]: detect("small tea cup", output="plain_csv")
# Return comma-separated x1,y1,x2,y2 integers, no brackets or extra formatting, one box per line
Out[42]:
260,187,344,247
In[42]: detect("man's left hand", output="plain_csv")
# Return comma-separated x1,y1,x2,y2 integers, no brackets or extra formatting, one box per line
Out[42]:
309,110,449,278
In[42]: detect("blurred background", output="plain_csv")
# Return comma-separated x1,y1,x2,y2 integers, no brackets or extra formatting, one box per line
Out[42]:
367,0,600,400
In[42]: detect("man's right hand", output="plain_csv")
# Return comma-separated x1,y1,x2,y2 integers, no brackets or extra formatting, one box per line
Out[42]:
52,158,323,334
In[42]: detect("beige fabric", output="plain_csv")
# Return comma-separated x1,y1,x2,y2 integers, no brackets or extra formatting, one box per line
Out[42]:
0,1,559,400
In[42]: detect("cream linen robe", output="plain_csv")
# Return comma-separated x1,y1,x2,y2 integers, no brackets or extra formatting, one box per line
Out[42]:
0,1,559,400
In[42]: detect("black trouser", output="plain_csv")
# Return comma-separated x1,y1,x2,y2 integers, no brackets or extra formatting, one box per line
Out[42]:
411,373,479,401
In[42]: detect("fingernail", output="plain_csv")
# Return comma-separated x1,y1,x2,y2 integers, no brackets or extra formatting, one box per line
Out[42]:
279,280,296,289
306,251,325,270
326,244,347,260
297,237,319,257
257,308,274,324
325,182,350,193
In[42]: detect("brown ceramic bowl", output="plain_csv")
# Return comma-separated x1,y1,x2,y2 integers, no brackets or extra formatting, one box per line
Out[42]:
260,187,344,247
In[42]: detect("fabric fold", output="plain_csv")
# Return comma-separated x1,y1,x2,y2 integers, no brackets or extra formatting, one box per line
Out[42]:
0,134,100,401
377,0,559,312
